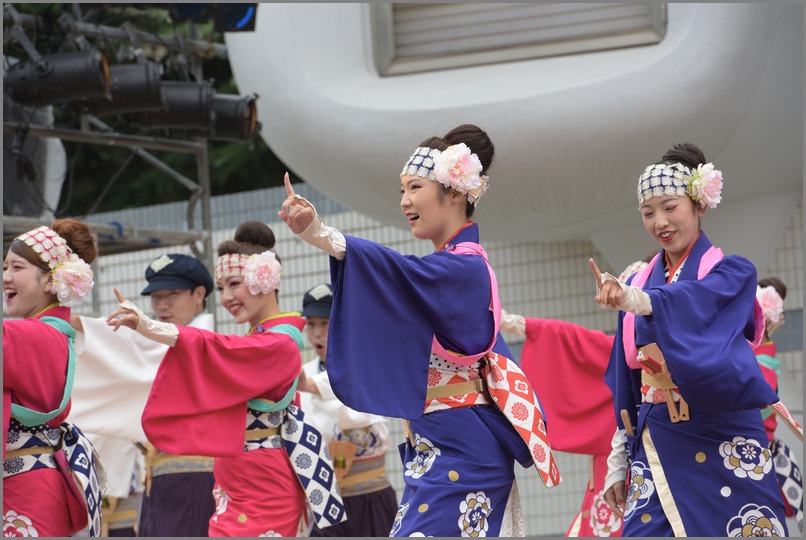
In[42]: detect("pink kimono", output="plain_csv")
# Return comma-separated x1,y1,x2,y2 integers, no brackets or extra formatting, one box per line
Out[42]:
3,306,88,537
141,315,308,537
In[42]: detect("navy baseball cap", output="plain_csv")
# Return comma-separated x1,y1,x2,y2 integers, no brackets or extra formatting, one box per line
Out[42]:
301,283,332,318
141,253,214,297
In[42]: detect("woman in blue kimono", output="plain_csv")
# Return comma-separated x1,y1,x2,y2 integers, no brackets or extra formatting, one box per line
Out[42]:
590,143,789,536
280,124,560,537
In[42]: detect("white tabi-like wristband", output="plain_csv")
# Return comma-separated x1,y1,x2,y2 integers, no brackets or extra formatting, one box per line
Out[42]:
601,272,653,315
604,427,629,493
499,310,526,336
295,196,347,261
118,300,179,347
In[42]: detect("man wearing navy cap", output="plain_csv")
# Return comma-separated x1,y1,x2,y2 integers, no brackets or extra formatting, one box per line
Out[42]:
298,283,398,537
68,253,217,537
141,253,214,327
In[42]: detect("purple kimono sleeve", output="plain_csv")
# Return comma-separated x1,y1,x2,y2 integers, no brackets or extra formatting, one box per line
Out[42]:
638,255,779,413
328,234,511,420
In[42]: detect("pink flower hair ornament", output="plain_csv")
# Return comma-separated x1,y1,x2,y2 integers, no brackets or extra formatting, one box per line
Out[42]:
756,285,784,325
15,226,94,306
687,163,723,209
242,251,282,295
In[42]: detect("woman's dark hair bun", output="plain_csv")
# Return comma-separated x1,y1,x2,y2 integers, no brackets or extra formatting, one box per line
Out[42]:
51,218,97,264
418,123,495,173
218,221,278,258
660,143,706,170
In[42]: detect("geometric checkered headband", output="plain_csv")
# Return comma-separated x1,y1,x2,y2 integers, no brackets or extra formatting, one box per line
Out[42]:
15,226,75,269
636,162,692,206
215,253,252,280
637,159,724,210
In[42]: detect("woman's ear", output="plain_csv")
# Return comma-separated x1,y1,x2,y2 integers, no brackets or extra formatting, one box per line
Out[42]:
42,272,54,294
448,188,466,206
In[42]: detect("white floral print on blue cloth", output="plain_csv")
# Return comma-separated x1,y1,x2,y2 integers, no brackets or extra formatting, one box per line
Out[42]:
458,491,493,537
725,503,785,537
624,460,655,520
404,434,441,480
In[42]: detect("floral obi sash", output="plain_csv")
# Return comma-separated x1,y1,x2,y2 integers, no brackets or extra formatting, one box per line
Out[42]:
432,241,562,488
4,419,106,537
424,352,490,413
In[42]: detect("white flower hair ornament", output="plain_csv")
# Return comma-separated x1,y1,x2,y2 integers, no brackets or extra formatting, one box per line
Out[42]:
15,226,94,306
401,143,490,205
242,250,282,296
756,285,784,325
637,162,723,209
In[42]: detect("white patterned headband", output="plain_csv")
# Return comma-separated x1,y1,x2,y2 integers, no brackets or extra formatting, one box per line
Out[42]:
215,251,282,296
401,143,489,206
637,161,723,209
14,226,94,306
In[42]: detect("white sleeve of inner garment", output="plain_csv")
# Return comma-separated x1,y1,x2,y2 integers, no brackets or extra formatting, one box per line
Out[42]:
604,427,629,493
601,272,653,315
118,300,179,347
294,196,347,261
499,310,526,336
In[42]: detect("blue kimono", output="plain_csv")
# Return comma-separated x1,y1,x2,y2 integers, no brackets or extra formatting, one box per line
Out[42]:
328,223,533,537
605,232,788,536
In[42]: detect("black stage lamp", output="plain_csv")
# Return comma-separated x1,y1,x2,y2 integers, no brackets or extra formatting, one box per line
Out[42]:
128,80,215,130
74,61,164,115
210,93,258,141
4,48,111,106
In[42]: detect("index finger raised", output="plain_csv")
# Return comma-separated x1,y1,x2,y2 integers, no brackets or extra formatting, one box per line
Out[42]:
113,287,127,304
589,258,603,283
283,172,296,198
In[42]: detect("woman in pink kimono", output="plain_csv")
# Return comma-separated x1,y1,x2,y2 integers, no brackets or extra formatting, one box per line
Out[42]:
107,221,345,537
3,219,102,537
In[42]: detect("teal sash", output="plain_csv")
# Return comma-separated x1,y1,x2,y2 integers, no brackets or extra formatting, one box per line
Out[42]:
11,316,76,426
247,323,304,413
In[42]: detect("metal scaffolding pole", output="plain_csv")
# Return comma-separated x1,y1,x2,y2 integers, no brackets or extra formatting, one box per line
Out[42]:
3,7,228,59
2,122,213,260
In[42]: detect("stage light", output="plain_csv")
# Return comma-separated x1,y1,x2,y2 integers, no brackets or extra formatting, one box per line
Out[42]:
74,61,164,115
4,48,111,106
210,93,258,142
128,80,214,130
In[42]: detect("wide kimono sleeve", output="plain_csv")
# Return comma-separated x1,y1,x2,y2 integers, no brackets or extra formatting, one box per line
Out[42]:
69,317,169,442
3,318,70,451
638,255,779,413
68,314,216,443
328,235,510,419
604,312,642,434
141,325,301,457
519,318,617,456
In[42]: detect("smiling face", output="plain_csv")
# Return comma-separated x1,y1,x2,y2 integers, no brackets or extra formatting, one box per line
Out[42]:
216,275,277,328
150,286,205,326
400,174,468,249
640,195,706,269
3,250,54,319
